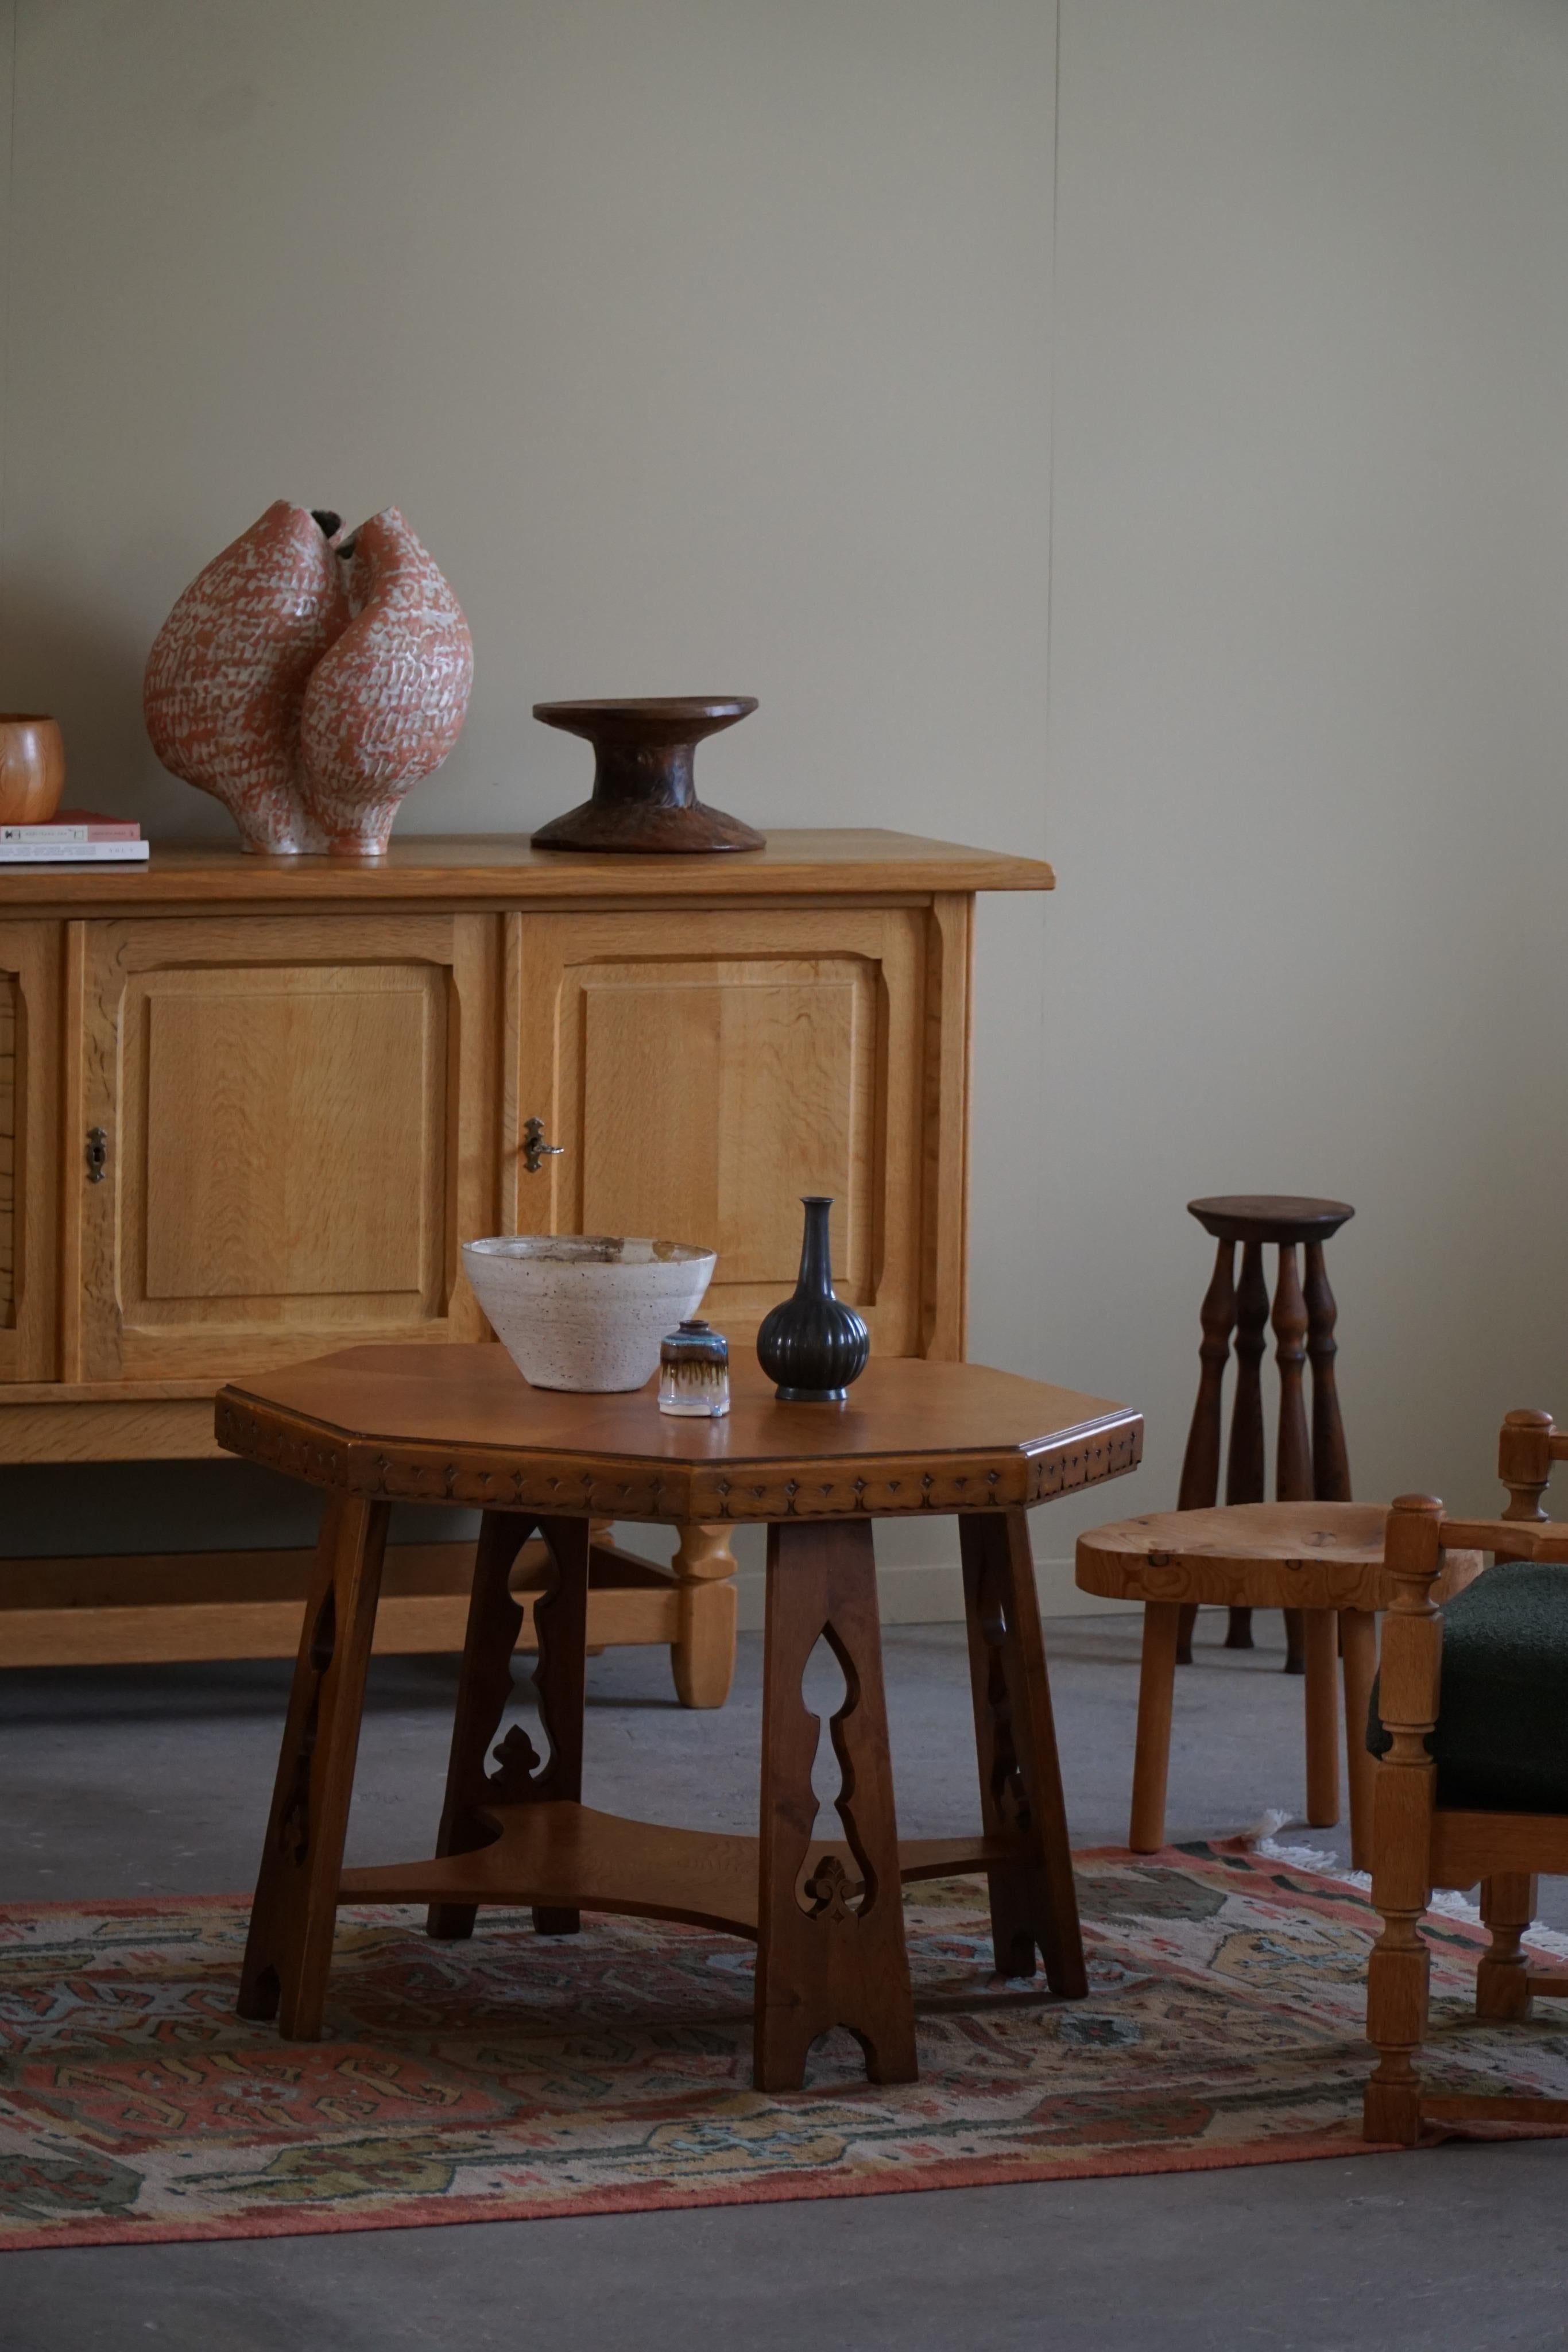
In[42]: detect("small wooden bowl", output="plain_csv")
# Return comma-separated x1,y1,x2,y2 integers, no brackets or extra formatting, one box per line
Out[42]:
0,715,65,825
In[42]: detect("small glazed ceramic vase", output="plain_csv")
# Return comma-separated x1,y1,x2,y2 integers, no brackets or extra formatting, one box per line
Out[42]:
0,715,65,826
658,1319,731,1417
462,1234,715,1392
756,1196,870,1403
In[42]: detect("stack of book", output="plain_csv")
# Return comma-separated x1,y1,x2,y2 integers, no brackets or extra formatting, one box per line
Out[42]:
0,812,148,864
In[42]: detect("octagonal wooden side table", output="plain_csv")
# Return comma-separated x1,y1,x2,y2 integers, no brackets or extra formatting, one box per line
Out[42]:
217,1345,1141,2092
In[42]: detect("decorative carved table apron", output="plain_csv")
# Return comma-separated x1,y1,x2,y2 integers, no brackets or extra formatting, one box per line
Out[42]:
218,1345,1141,2091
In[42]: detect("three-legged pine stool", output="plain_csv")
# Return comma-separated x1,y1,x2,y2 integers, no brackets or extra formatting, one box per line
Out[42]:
1075,1501,1481,1865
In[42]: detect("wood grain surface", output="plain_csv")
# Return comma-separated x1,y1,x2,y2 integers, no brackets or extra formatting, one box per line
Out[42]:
217,1345,1142,1524
0,829,1054,910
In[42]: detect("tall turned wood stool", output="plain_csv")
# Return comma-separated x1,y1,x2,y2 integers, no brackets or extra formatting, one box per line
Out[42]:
216,1344,1141,2091
1177,1196,1355,1672
1076,1502,1482,1866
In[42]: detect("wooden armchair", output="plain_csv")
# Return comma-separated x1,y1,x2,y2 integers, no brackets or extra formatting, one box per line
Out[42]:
1365,1410,1568,2142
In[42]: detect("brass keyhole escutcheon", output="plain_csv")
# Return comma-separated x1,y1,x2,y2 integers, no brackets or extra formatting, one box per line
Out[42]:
86,1126,109,1183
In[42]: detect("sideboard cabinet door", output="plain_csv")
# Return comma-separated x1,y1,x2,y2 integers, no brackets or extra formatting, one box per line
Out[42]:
72,913,495,1382
509,903,965,1358
0,923,60,1382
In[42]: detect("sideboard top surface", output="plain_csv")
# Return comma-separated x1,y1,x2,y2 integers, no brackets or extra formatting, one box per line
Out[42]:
0,829,1054,910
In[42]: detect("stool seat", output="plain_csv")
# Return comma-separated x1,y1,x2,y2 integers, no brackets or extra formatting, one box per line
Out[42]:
1369,1560,1568,1814
1187,1196,1356,1248
1080,1502,1389,1609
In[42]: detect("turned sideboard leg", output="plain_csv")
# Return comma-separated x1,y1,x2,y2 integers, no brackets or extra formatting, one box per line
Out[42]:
238,1494,389,2039
428,1511,534,1943
959,1510,1086,1995
670,1523,739,1709
754,1518,916,2093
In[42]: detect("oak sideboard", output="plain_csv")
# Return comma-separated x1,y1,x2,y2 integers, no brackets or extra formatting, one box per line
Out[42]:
0,829,1052,1703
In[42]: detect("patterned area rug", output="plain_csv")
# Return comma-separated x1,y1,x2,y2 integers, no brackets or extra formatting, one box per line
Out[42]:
5,1842,1567,2249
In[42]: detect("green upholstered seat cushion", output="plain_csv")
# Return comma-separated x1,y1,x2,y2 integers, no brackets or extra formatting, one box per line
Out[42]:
1367,1560,1568,1813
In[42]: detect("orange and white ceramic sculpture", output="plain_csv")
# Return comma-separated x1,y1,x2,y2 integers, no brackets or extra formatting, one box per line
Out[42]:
144,503,471,856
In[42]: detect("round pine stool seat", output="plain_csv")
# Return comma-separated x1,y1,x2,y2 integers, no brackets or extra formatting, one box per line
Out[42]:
1077,1501,1481,1863
1079,1502,1389,1609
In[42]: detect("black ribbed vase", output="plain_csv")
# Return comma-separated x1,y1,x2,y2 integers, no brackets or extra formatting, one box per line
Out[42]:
756,1196,870,1403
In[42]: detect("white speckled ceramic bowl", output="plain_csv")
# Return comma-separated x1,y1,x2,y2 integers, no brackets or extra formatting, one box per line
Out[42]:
462,1235,717,1392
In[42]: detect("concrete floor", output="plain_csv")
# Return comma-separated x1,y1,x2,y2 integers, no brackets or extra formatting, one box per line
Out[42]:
5,1611,1566,2347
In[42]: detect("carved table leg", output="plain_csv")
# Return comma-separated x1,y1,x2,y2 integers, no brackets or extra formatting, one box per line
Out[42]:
428,1510,535,1943
670,1522,738,1709
959,1509,1087,1994
1476,1874,1538,2022
238,1494,390,2039
754,1518,916,2092
1223,1239,1269,1653
1176,1237,1234,1665
435,1512,590,1939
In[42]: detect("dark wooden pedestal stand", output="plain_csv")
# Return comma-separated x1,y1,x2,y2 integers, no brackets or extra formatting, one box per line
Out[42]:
531,695,765,853
220,1346,1141,2091
1176,1194,1355,1670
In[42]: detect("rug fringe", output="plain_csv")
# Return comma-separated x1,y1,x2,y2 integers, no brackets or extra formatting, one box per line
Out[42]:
1238,1809,1568,1962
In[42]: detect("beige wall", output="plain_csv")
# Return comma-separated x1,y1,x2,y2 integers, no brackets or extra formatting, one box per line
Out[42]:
1,1,1565,1613
1030,0,1568,1598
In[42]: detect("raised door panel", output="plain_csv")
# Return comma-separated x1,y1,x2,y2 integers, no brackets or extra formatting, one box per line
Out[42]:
75,913,494,1382
0,924,60,1382
511,907,928,1355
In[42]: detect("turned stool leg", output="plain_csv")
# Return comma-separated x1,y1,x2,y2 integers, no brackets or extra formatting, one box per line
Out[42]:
1129,1601,1182,1851
1176,1238,1235,1665
238,1495,390,2038
755,1519,916,2092
1302,1609,1339,1828
1220,1240,1269,1653
1476,1874,1538,2021
1304,1241,1352,1502
1341,1608,1378,1869
1273,1241,1311,1674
